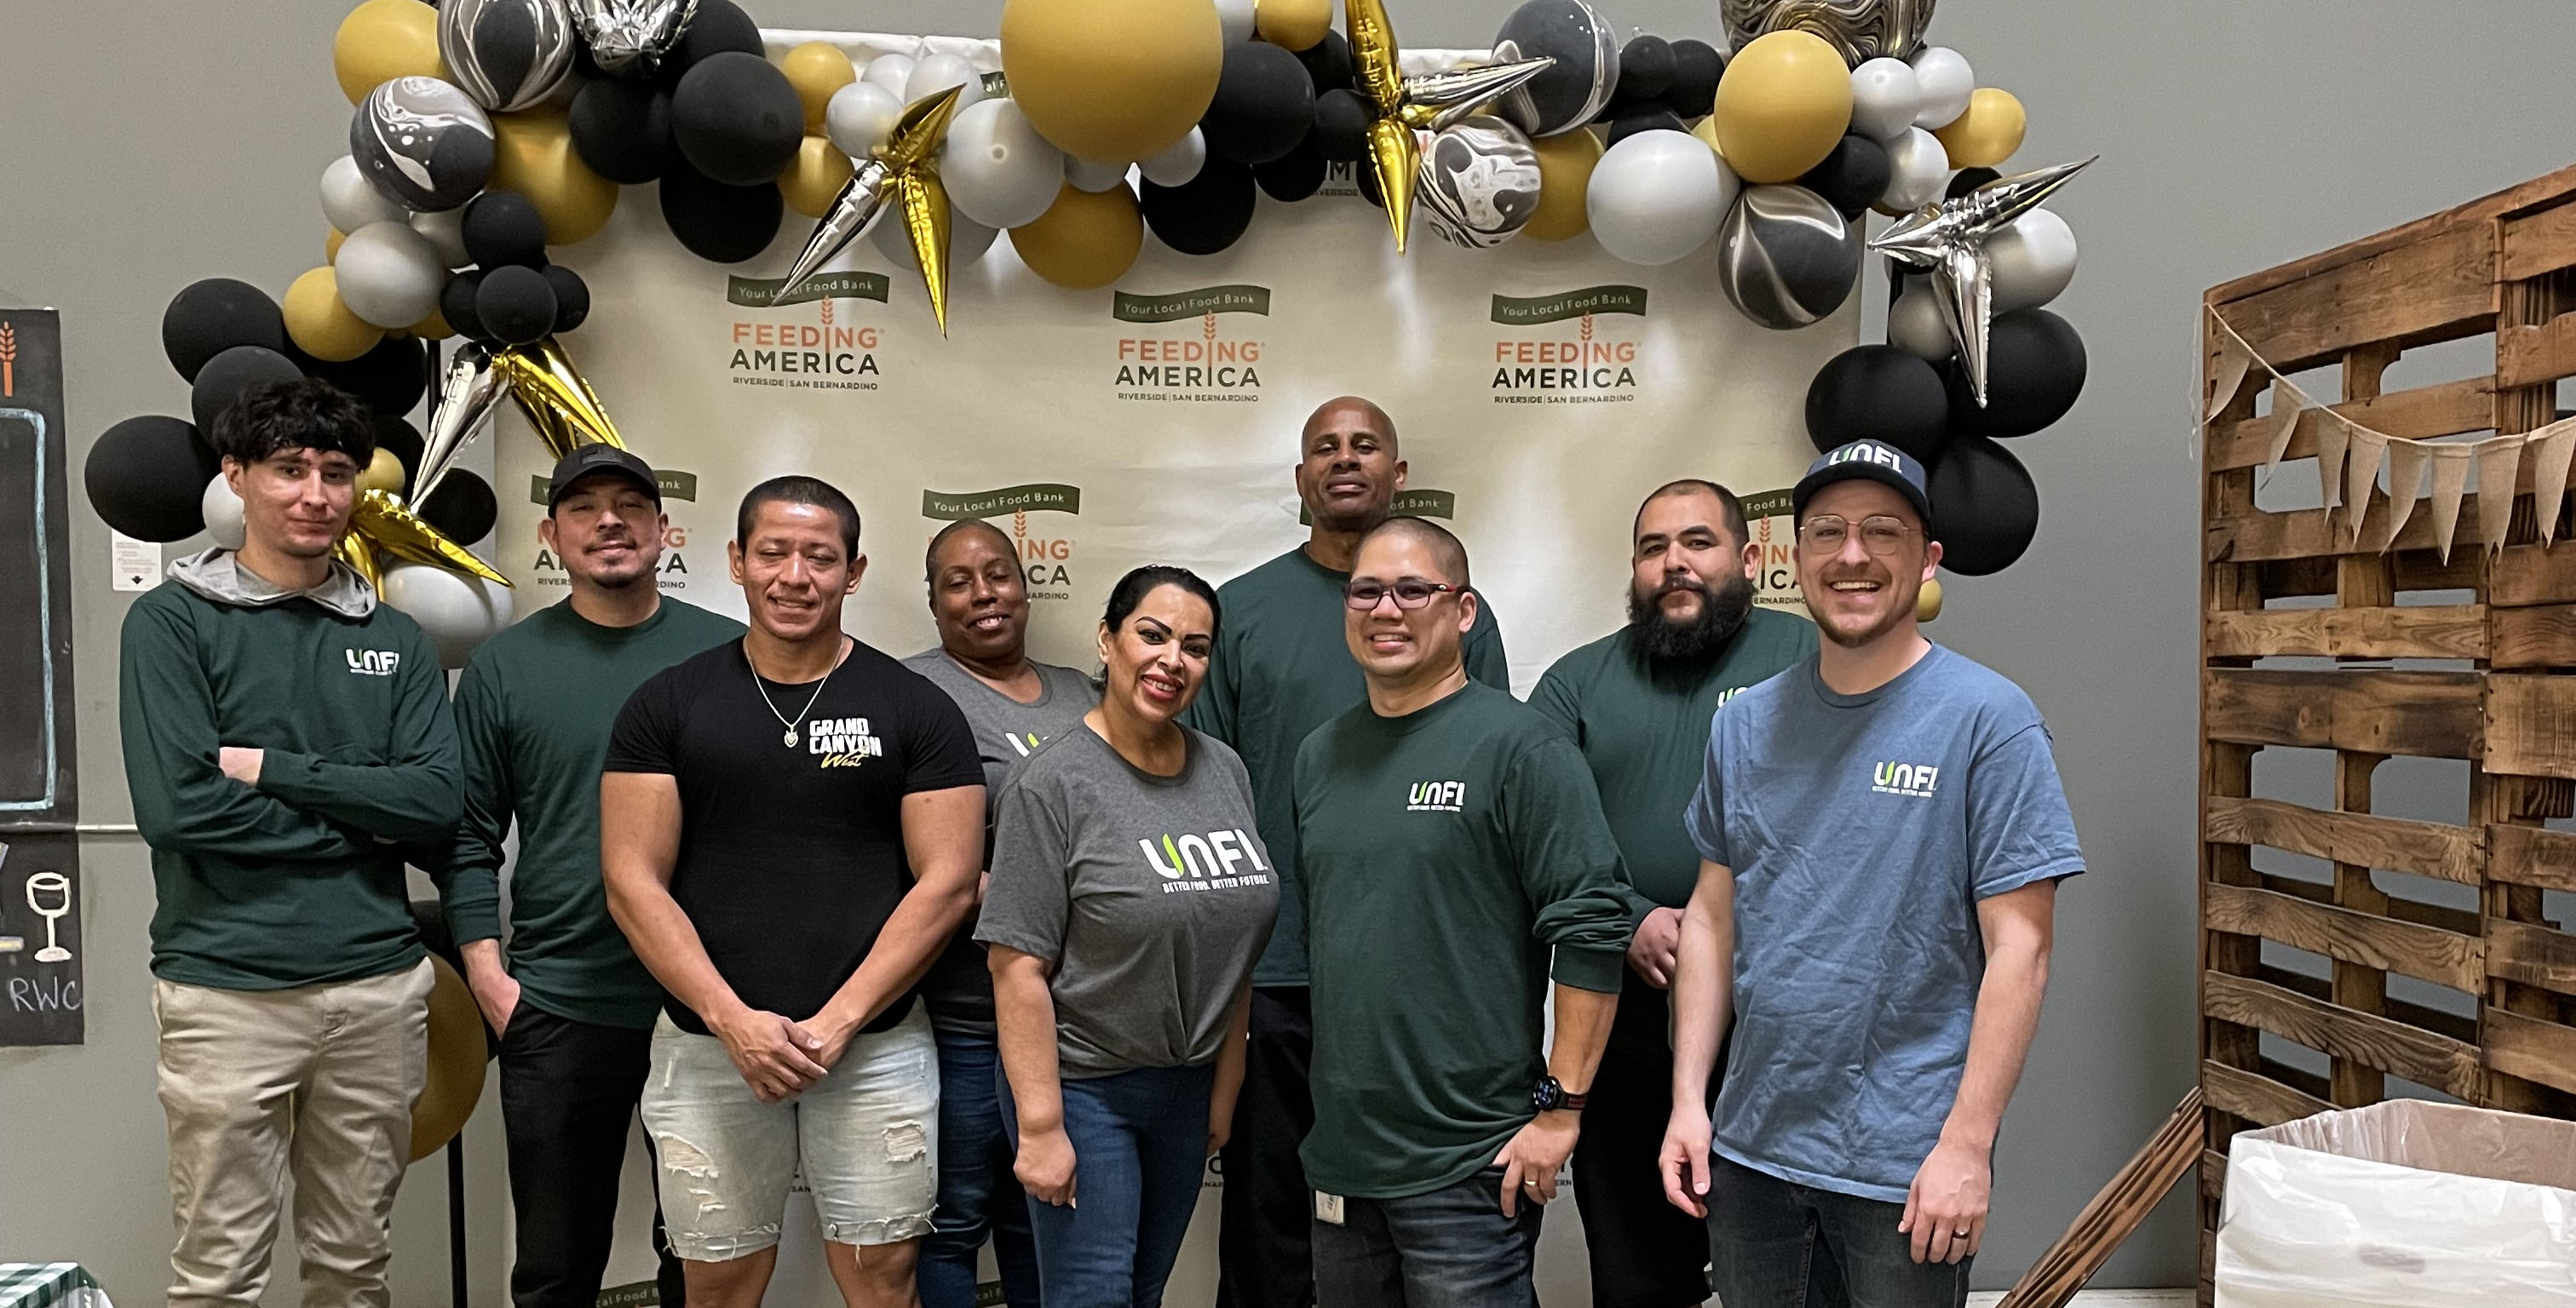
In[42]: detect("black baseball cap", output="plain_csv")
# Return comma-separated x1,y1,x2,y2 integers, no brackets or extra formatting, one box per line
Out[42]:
1791,440,1935,529
546,445,661,510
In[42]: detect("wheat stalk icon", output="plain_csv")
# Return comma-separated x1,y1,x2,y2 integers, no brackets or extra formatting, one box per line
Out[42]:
819,295,834,328
1014,508,1027,544
0,323,17,397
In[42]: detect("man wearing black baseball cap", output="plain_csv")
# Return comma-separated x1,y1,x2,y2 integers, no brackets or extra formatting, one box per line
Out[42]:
431,445,741,1308
1657,439,2083,1308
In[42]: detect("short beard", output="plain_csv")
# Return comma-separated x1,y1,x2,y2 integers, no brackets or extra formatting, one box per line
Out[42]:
1814,579,1918,649
1628,573,1754,663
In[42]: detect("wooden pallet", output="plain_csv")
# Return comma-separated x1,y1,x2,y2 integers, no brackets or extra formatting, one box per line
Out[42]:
2199,163,2576,1304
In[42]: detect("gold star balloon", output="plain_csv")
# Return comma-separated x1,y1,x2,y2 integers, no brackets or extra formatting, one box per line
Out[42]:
1346,0,1554,254
490,335,628,456
348,488,509,587
1869,156,2092,406
779,85,965,335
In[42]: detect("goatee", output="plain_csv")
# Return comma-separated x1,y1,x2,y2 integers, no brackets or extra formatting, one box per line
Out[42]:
1629,573,1754,663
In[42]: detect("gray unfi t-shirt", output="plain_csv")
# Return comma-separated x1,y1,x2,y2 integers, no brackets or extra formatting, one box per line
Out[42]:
901,649,1100,1031
977,725,1280,1077
1682,644,2083,1204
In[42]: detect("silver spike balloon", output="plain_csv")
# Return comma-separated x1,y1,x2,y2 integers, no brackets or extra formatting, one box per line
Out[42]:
570,0,698,77
414,342,507,506
1399,56,1556,133
775,160,894,303
1868,156,2094,405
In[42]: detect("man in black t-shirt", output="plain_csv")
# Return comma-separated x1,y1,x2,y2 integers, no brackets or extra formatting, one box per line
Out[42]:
603,476,986,1308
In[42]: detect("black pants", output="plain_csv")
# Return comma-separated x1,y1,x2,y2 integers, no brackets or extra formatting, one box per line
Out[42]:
1217,985,1314,1308
1707,1155,1947,1308
498,1004,684,1308
1570,1041,1714,1308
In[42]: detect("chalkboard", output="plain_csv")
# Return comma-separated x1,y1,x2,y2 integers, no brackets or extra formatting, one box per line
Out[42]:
0,309,75,826
0,833,83,1044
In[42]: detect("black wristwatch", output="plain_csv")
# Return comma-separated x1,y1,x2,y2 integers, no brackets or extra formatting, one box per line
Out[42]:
1531,1076,1589,1113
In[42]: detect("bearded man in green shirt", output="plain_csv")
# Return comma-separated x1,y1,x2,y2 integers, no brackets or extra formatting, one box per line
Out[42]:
1528,480,1817,1308
1294,518,1630,1308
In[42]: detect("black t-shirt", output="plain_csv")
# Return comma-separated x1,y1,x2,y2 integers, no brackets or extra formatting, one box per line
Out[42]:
604,638,985,1036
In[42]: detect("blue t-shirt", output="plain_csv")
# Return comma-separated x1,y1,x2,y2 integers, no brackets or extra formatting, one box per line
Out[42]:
1682,643,2082,1203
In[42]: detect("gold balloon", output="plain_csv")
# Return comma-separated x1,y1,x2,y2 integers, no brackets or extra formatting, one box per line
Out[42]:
325,228,347,265
353,489,510,586
332,532,383,592
411,303,456,341
1001,0,1223,163
333,0,445,105
492,336,626,455
896,170,955,337
1009,181,1143,290
409,954,488,1162
357,447,407,496
1525,127,1602,241
1255,0,1335,51
780,135,857,218
781,42,857,131
1691,113,1725,157
1711,30,1853,184
284,267,384,363
1916,576,1943,622
1933,88,2027,169
489,112,619,246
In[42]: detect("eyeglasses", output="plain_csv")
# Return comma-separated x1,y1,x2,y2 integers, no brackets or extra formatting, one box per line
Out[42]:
1797,514,1919,556
1343,578,1461,611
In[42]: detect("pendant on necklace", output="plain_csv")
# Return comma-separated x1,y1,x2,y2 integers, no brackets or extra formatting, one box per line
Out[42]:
783,727,799,749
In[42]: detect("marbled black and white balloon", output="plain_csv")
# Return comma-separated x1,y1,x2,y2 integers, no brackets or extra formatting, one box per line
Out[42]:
1722,0,1936,64
1717,184,1864,330
1491,0,1619,137
440,0,578,112
1417,116,1543,249
350,77,497,213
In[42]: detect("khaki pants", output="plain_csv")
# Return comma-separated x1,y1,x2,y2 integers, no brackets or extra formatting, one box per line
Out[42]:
155,959,434,1308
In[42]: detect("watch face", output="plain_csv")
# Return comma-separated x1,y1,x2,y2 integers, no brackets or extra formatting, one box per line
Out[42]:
1531,1078,1561,1112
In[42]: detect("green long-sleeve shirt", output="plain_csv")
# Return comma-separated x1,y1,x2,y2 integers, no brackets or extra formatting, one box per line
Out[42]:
1184,546,1509,987
435,598,743,1029
1292,681,1631,1199
119,566,461,990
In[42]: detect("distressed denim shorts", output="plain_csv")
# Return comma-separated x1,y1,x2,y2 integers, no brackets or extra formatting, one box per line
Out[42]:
641,1006,939,1259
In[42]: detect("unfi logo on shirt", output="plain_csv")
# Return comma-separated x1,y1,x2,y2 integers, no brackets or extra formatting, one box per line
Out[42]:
812,718,883,768
1406,780,1466,812
1138,831,1273,893
1871,760,1940,799
345,649,400,677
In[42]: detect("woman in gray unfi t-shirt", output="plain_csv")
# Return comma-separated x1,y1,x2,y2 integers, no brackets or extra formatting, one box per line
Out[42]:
979,566,1279,1308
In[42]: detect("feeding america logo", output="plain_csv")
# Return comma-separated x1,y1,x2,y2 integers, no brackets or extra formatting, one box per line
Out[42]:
1112,284,1268,402
1487,285,1642,404
723,272,888,390
921,483,1084,603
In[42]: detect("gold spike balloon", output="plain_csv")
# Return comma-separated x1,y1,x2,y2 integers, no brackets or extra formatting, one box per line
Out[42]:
491,335,627,455
350,488,511,586
332,531,385,593
776,86,965,334
1344,0,1554,254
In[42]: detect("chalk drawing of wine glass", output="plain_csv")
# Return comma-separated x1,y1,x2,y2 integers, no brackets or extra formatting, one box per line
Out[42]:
26,871,71,963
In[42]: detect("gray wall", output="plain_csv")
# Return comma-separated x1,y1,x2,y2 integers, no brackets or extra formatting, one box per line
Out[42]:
9,0,2576,1299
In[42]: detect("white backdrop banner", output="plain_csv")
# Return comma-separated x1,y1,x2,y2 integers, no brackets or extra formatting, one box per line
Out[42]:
522,31,1854,1308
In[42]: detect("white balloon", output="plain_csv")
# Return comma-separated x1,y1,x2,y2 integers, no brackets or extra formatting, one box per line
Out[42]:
942,99,1069,229
1138,127,1207,188
871,204,1000,272
201,474,245,552
906,54,987,112
1065,156,1133,193
378,563,514,670
321,154,408,235
1877,128,1948,213
1849,59,1923,141
1214,0,1256,42
825,82,906,158
1887,279,1954,360
334,221,446,328
862,54,917,99
1909,47,1975,129
1586,132,1736,267
1989,207,2079,312
409,206,471,269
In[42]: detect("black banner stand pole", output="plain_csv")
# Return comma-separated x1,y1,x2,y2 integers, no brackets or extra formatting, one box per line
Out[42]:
449,1129,469,1308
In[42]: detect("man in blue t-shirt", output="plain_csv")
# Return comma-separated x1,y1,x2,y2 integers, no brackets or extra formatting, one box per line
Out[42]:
1659,440,2082,1308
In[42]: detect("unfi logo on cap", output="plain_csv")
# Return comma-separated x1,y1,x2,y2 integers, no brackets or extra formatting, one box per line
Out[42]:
1830,442,1906,470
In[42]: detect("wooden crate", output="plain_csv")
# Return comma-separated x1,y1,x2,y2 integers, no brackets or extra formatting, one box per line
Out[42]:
2199,164,2576,1303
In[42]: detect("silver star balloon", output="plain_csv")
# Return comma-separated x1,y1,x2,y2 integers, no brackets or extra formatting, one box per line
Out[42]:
571,0,698,77
1869,156,2093,406
413,342,505,506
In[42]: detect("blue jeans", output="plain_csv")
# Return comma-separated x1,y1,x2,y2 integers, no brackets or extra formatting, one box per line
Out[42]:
1308,1167,1545,1308
999,1063,1216,1308
1705,1153,1967,1308
919,1027,1039,1308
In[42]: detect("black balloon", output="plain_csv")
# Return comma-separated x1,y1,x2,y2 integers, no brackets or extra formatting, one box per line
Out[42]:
1354,156,1383,208
660,0,762,83
1946,166,2001,200
1201,41,1314,165
1255,137,1327,203
476,265,558,345
1141,158,1257,255
1799,134,1892,218
569,79,676,184
1667,39,1723,118
1947,308,2086,438
1605,112,1687,146
418,468,500,545
1493,0,1620,136
86,415,220,542
658,162,784,263
1804,345,1950,462
1928,435,2040,575
1311,89,1370,163
463,190,549,269
544,265,591,333
190,346,304,435
311,336,431,416
372,414,426,480
1616,36,1674,102
1296,30,1354,93
670,51,803,186
441,271,492,343
163,278,288,382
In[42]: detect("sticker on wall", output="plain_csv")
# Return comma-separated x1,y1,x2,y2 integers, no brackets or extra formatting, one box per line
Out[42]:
0,835,83,1046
